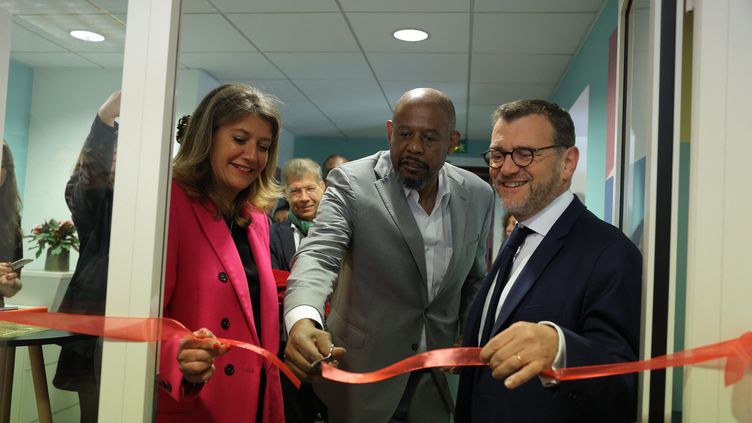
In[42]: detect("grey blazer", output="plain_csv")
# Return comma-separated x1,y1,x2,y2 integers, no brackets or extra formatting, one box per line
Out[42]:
284,151,494,423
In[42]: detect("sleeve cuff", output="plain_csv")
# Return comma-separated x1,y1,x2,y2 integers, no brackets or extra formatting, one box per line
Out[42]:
284,305,324,336
537,321,566,387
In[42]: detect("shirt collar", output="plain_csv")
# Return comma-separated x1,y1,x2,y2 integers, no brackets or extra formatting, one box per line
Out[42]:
402,166,451,207
519,190,574,236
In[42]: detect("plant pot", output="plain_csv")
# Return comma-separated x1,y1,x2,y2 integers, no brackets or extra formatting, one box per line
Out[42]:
45,249,70,272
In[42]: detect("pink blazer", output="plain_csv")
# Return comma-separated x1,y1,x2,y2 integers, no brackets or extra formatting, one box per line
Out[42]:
157,181,284,423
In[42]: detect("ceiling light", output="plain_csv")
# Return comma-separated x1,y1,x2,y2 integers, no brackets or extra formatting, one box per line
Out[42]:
70,30,105,42
393,29,428,42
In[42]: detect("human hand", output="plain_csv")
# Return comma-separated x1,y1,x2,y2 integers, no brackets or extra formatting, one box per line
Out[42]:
98,90,121,127
284,319,346,382
0,262,21,297
480,321,558,389
177,328,230,384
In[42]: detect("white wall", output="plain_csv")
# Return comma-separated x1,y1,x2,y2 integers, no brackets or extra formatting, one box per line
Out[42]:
278,129,295,167
173,68,218,157
21,68,123,269
0,7,10,150
20,68,222,270
684,0,752,421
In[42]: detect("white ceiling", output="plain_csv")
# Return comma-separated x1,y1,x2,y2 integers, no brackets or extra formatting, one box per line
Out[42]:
3,0,605,141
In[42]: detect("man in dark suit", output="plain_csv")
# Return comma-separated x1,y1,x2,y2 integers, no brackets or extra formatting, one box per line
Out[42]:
270,158,326,423
456,100,641,422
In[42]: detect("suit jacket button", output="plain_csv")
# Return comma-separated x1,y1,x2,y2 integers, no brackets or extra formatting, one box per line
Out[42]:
218,272,228,282
411,343,418,351
221,318,230,329
224,364,235,376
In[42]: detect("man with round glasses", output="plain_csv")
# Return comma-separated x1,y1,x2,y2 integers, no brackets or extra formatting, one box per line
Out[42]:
457,99,642,422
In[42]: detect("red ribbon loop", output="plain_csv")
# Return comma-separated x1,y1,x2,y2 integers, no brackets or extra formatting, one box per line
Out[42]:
3,310,750,389
0,310,300,388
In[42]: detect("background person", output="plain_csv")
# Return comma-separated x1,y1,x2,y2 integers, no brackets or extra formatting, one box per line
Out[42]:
270,157,327,422
272,199,290,223
0,141,23,306
503,212,516,238
52,91,120,422
283,88,495,423
321,154,347,181
270,158,325,272
158,84,284,423
456,99,641,422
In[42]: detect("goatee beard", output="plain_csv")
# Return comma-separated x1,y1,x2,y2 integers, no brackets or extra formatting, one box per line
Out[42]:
397,174,428,191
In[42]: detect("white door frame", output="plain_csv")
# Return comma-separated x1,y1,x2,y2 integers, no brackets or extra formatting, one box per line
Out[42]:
98,0,181,420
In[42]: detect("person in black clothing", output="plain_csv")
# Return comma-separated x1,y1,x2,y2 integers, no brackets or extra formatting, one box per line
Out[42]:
272,199,290,223
0,141,23,306
53,91,120,422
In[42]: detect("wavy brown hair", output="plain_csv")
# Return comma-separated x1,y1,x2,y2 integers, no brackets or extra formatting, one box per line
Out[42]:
173,84,282,226
0,141,22,258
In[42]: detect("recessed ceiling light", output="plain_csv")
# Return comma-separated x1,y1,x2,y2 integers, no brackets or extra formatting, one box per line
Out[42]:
393,29,428,42
70,30,105,42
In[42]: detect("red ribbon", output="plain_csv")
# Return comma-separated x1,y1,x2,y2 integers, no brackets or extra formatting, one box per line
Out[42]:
322,333,752,387
2,309,751,388
321,347,484,383
0,310,300,389
542,331,752,387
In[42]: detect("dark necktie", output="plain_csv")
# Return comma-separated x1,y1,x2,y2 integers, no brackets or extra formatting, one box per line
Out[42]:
480,224,534,345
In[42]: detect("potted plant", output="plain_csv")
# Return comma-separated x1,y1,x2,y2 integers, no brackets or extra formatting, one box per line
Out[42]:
26,219,80,271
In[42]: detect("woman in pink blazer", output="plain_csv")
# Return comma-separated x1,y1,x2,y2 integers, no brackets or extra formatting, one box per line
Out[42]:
157,84,284,422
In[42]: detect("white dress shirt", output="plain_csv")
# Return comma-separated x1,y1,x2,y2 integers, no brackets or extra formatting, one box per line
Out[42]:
291,221,303,250
403,168,452,351
285,166,453,353
478,190,575,379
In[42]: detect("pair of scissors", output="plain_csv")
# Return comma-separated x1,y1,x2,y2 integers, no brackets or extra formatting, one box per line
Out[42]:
310,344,335,369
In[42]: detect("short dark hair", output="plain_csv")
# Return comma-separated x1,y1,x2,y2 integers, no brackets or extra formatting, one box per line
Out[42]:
322,154,348,179
492,99,575,148
274,198,289,212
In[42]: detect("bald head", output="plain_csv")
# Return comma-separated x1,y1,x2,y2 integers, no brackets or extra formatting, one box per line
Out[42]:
387,88,460,195
394,88,457,130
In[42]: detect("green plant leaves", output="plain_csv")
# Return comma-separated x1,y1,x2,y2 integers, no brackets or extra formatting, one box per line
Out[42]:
25,218,79,257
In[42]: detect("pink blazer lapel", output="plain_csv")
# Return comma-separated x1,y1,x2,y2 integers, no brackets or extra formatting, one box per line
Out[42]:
190,200,260,346
243,207,279,351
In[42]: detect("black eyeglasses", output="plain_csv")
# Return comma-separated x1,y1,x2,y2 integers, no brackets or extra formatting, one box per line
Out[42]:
480,145,564,168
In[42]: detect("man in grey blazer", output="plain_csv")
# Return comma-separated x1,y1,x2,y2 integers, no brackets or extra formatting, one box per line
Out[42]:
283,88,495,423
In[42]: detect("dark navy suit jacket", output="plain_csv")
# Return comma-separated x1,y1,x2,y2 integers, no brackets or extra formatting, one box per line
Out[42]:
456,196,641,423
269,220,296,271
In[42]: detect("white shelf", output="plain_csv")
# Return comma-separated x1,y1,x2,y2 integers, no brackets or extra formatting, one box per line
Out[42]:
10,270,74,312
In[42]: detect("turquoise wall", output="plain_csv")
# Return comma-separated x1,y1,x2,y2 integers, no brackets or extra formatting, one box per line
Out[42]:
550,0,617,219
293,136,488,167
293,136,385,165
4,59,33,199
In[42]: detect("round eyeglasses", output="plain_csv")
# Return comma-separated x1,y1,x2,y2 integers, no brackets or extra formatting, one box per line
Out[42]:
480,145,564,168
